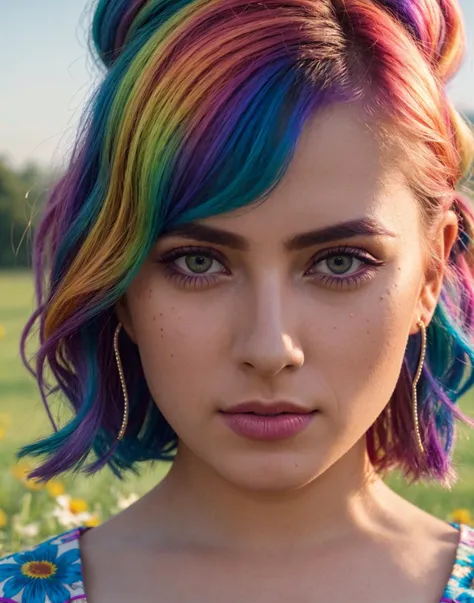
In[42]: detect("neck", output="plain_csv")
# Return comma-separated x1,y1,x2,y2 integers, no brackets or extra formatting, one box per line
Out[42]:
143,437,397,554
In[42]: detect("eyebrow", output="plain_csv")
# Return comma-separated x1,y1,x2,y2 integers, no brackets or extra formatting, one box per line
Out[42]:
160,217,397,251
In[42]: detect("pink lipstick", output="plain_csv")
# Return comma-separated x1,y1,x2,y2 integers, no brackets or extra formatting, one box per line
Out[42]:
220,401,316,441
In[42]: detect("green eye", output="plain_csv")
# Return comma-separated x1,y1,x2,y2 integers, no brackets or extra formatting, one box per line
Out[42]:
185,255,214,273
326,255,354,274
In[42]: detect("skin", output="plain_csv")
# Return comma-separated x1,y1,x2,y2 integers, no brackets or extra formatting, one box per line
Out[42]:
80,102,460,603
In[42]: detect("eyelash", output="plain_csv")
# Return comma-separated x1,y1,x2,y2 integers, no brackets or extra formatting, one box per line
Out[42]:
156,245,385,290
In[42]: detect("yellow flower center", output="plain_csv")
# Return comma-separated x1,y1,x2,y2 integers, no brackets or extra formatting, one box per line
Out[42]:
450,508,472,524
69,499,88,514
85,515,101,528
46,481,65,498
21,560,57,579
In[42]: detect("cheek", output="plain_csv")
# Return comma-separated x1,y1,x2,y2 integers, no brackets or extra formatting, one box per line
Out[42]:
314,265,421,428
127,288,228,423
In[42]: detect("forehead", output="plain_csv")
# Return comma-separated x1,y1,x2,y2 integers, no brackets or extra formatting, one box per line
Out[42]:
200,102,416,241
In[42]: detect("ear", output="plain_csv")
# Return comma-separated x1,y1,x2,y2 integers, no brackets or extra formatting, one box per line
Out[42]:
410,209,458,334
115,295,138,344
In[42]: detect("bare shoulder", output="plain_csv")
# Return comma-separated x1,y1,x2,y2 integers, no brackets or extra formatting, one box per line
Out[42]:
380,498,469,602
385,495,461,564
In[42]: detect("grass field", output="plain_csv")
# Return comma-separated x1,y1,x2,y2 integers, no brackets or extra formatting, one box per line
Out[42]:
1,270,474,550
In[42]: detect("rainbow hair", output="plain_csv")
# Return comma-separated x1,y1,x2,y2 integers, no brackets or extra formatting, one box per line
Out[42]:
19,0,474,485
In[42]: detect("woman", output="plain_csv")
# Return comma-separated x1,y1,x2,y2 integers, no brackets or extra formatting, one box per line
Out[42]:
1,0,474,601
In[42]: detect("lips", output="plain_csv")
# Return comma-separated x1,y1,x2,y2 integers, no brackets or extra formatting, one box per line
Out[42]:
219,402,317,440
221,401,313,415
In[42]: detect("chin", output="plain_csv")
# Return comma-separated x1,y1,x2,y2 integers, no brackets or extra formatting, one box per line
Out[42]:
213,453,324,493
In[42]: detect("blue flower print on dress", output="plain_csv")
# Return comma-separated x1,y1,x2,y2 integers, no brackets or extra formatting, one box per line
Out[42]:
0,538,82,603
441,523,474,602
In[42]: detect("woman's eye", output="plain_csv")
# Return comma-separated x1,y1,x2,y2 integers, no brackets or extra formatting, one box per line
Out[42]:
305,247,384,288
316,254,363,276
157,247,229,289
174,253,224,275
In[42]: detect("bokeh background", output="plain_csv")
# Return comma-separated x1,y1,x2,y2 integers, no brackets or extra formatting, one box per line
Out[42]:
0,1,473,554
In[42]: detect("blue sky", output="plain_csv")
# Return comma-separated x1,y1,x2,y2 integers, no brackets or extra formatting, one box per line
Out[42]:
1,0,473,169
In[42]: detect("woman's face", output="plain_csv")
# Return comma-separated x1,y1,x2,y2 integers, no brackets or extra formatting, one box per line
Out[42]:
117,103,456,492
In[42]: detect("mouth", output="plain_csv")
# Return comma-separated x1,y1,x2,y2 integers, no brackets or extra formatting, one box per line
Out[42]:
219,410,317,416
221,401,315,415
219,409,318,441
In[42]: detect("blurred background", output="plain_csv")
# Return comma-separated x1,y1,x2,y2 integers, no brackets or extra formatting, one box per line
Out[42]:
0,1,473,554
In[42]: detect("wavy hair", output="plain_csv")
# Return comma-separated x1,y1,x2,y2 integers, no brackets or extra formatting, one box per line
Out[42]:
19,0,474,485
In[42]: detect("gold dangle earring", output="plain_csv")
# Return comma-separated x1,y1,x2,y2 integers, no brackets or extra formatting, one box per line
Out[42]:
114,322,129,441
412,319,426,454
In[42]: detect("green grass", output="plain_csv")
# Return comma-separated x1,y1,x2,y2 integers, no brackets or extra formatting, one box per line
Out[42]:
0,270,473,524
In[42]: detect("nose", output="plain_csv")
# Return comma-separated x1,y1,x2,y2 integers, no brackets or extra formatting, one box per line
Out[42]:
234,276,305,377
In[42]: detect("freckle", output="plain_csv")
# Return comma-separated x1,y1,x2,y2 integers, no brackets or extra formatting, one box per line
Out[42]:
366,330,370,335
160,313,163,317
171,354,174,358
153,316,156,322
333,326,337,330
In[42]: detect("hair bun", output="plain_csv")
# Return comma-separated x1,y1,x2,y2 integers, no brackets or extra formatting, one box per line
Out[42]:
378,0,466,82
91,0,145,68
91,0,192,69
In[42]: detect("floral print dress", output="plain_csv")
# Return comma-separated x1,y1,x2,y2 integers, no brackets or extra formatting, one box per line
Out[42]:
0,523,473,602
0,528,85,603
